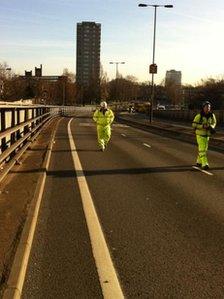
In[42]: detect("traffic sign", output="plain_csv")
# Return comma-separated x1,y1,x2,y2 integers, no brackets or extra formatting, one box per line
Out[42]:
149,64,157,74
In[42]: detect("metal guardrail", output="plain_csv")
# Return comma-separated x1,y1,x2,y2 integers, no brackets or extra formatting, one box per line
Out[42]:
153,109,224,125
0,105,63,182
117,115,224,153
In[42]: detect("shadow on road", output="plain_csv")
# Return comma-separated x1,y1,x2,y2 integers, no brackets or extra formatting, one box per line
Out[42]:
51,149,100,153
10,165,224,176
44,165,224,177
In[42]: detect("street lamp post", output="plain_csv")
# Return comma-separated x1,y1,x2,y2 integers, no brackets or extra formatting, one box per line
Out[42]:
109,61,125,79
109,61,125,102
138,3,173,122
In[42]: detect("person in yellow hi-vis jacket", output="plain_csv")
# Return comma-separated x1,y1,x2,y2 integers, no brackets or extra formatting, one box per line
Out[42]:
93,101,114,151
192,101,216,170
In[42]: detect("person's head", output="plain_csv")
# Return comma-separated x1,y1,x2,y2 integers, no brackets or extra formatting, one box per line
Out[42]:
100,101,107,109
202,101,211,114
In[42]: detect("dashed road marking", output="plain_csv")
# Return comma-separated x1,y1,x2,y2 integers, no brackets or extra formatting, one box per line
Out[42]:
192,166,213,176
79,123,94,126
68,119,124,299
143,143,151,148
114,124,130,128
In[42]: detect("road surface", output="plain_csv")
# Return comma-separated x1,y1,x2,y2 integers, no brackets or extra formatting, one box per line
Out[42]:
22,115,224,298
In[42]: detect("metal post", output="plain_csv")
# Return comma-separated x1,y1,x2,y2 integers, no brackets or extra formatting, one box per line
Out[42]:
16,109,21,140
152,6,157,65
36,108,38,125
109,62,125,102
10,108,16,158
116,63,120,101
150,6,157,123
24,108,29,134
11,109,16,144
31,108,35,129
139,3,173,122
1,109,7,152
116,63,119,79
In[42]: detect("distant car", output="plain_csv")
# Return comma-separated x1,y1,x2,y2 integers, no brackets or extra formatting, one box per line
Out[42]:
157,105,166,110
168,105,181,110
127,105,135,113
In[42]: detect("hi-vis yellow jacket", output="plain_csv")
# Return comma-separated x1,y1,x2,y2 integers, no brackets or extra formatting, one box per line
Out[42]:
192,112,216,137
93,109,114,126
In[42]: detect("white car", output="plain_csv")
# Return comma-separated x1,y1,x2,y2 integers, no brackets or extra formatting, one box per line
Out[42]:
157,105,166,110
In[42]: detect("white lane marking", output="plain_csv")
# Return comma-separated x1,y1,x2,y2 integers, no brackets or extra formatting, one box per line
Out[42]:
114,124,129,128
79,123,94,126
121,133,126,137
192,166,213,176
143,143,151,148
68,119,124,299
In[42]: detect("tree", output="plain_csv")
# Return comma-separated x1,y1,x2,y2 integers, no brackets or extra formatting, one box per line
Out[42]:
137,82,151,102
0,62,12,100
108,76,139,102
63,68,75,83
187,77,224,109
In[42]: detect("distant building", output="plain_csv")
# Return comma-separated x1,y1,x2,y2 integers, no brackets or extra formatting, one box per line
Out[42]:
20,65,68,105
35,64,42,77
76,22,101,87
25,71,32,77
165,70,182,106
165,70,182,87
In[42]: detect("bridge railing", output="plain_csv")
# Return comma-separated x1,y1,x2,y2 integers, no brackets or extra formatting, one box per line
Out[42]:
153,109,224,125
0,105,62,182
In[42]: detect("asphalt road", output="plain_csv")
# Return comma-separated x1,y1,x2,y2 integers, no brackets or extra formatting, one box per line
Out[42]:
22,115,224,298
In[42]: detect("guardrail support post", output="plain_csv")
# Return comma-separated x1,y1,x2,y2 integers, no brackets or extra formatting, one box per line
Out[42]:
11,108,16,144
16,109,21,140
1,108,7,152
31,108,35,129
37,108,40,125
10,108,16,158
24,108,29,134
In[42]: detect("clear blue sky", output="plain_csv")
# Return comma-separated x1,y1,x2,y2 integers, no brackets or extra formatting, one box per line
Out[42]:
0,0,223,85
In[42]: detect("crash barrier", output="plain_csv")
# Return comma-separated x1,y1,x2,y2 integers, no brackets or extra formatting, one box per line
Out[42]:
60,105,92,116
153,110,224,126
0,105,67,183
117,114,224,153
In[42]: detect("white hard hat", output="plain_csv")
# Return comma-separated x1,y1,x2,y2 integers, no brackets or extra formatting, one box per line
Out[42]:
202,100,211,108
100,101,107,108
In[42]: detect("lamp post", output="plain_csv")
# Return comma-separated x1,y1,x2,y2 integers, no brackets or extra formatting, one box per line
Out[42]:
109,61,125,79
109,61,125,102
138,3,173,122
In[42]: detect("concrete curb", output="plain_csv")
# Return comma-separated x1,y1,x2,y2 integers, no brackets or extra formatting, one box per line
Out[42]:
2,118,61,299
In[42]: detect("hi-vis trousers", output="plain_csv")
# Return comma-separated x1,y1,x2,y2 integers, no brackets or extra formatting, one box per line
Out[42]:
196,135,209,167
97,125,111,149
